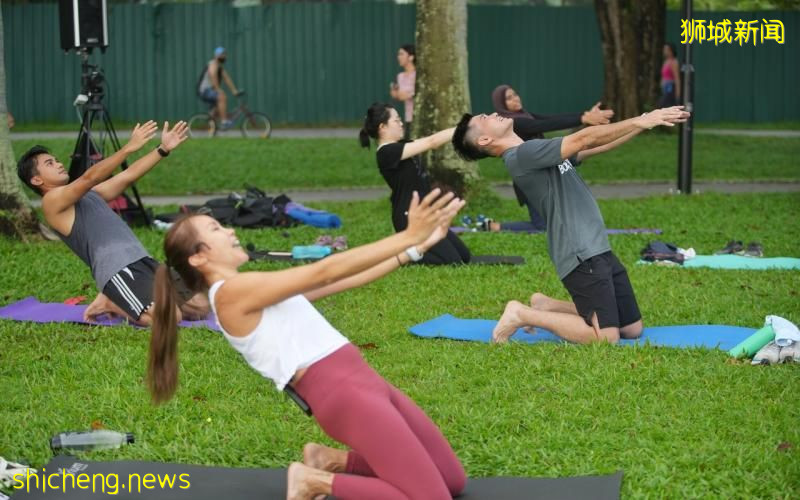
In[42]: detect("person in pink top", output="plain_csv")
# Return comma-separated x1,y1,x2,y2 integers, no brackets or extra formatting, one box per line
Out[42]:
658,43,681,108
390,44,416,138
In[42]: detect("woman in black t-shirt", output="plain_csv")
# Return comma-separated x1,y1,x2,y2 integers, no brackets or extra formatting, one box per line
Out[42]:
360,102,470,265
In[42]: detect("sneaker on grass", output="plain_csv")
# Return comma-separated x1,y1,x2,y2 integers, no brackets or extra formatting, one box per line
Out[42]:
752,341,782,365
778,341,799,363
0,457,37,488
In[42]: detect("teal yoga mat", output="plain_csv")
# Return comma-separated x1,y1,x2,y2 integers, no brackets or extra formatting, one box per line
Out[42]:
409,314,756,350
639,255,800,270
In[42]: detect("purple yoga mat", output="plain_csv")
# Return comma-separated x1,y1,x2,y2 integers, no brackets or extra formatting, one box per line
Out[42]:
0,297,220,331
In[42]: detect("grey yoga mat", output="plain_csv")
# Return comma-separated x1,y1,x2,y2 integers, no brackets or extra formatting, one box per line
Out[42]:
12,455,622,499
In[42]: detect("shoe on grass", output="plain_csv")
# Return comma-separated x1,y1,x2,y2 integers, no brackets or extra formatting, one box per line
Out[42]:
778,341,799,363
715,240,744,255
743,242,764,257
752,341,782,365
0,457,37,488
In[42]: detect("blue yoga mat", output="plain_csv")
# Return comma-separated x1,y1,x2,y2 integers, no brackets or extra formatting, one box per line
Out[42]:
409,314,756,350
638,255,800,270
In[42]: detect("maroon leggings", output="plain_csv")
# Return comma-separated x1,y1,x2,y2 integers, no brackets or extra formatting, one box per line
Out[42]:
293,343,466,499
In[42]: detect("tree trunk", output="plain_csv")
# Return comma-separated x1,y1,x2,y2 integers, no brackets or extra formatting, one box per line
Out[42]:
594,0,665,120
413,0,477,196
0,6,39,240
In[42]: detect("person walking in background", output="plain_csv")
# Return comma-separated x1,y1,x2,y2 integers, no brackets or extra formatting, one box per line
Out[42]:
657,43,681,108
390,44,416,139
196,47,240,130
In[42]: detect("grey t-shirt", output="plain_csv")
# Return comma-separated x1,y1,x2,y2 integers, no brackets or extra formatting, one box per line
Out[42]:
502,137,610,279
57,191,151,290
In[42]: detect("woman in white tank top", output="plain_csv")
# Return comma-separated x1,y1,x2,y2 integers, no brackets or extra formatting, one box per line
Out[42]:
148,189,467,499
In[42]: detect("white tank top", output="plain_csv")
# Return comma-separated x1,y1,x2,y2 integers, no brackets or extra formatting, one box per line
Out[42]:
209,280,349,390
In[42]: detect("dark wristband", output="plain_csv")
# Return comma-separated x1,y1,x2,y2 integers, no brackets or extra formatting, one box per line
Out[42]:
157,146,170,158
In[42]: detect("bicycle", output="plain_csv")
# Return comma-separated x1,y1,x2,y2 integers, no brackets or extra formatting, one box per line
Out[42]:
187,91,272,139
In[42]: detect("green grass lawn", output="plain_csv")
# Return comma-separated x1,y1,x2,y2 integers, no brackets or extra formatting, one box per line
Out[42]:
11,132,800,196
1,192,799,497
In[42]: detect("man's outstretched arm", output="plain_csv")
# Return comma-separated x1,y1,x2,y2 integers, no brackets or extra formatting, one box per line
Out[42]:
561,106,689,160
576,128,642,162
93,121,189,202
42,121,158,217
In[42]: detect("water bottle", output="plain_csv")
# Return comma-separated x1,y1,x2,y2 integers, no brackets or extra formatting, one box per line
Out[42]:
50,430,134,452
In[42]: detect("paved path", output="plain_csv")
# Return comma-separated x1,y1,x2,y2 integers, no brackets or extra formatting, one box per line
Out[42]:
10,127,800,141
29,181,794,208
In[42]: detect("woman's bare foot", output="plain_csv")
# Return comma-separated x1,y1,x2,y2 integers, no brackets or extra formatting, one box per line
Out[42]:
286,462,333,500
492,300,529,343
303,443,347,473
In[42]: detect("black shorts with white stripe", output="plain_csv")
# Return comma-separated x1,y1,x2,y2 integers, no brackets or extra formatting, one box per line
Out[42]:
102,257,159,321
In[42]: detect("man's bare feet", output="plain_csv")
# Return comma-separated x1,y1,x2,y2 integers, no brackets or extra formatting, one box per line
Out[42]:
303,443,347,473
83,293,119,322
529,292,550,310
286,462,333,500
492,300,528,343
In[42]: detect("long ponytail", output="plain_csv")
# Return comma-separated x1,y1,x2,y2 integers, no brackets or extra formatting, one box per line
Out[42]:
148,215,208,404
148,263,180,404
359,102,393,149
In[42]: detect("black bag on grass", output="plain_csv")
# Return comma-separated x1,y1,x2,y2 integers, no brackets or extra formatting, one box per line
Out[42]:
174,187,296,229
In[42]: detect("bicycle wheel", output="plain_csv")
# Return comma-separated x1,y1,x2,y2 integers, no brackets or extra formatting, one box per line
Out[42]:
187,113,217,138
241,112,272,138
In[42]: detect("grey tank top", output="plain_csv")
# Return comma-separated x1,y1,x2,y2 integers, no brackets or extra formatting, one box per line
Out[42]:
57,191,150,290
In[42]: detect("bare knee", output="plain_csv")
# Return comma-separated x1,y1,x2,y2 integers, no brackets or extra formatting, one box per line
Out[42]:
180,293,210,320
620,319,643,339
591,313,620,343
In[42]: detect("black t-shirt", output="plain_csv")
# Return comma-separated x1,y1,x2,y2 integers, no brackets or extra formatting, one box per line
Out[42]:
376,142,431,231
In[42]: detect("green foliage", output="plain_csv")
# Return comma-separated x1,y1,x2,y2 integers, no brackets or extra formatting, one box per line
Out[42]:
1,192,799,497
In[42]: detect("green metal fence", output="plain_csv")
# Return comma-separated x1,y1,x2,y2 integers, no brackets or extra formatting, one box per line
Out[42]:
3,2,798,125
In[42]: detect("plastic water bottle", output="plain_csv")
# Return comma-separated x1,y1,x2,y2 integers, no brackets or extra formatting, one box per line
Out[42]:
50,430,134,452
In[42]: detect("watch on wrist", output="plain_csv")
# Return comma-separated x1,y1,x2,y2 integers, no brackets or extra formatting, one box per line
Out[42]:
405,246,424,262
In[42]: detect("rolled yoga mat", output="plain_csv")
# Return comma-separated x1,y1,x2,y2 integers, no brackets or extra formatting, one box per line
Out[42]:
728,324,775,358
409,314,756,350
0,297,220,331
11,455,622,500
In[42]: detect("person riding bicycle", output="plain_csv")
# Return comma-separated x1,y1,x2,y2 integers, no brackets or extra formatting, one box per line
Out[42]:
196,47,240,130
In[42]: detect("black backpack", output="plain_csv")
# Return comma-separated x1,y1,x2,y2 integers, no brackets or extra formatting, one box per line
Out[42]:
183,187,295,229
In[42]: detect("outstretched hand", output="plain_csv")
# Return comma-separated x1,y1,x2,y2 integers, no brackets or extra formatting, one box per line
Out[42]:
639,106,690,129
582,102,614,126
124,121,158,153
160,121,189,152
405,188,466,245
418,195,467,252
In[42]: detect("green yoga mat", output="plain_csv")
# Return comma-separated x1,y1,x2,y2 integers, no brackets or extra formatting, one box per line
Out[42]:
639,255,800,270
728,325,775,358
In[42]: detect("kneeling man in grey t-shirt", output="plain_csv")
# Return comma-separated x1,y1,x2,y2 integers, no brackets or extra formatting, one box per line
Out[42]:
452,106,689,344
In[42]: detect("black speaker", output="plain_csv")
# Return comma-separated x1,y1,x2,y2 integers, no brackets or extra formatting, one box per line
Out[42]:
59,0,109,52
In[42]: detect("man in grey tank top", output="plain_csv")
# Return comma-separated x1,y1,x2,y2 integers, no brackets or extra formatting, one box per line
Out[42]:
17,121,208,326
452,106,689,345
